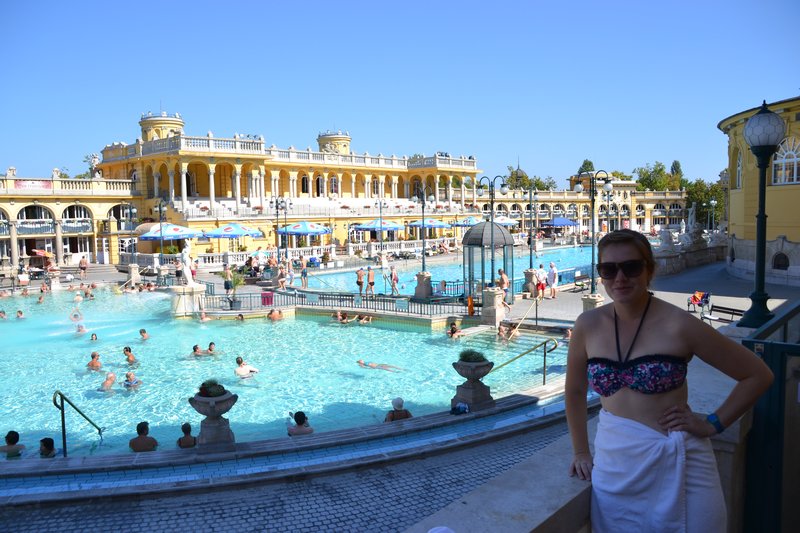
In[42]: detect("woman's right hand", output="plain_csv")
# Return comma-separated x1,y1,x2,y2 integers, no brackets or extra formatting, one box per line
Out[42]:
569,452,593,480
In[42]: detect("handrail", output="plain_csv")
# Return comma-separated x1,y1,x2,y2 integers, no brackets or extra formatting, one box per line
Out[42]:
490,337,560,384
52,390,105,458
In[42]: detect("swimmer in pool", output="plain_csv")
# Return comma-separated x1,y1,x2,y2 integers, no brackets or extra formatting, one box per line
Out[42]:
37,295,45,304
16,310,24,319
0,311,6,319
87,352,102,370
234,356,259,379
192,345,205,356
100,372,116,391
139,329,149,340
123,371,141,389
73,291,83,303
206,342,216,354
199,311,213,322
90,333,98,341
356,359,403,372
76,324,87,335
123,346,136,364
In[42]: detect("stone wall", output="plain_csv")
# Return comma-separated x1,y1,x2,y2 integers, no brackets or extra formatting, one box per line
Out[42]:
728,234,800,287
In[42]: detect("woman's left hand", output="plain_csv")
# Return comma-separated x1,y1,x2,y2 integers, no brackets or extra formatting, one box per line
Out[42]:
659,405,715,438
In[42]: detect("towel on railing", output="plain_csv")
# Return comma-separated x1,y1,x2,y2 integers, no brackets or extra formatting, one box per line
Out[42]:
591,409,726,533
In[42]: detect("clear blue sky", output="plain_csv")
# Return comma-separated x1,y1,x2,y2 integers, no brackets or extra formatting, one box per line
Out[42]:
1,0,797,187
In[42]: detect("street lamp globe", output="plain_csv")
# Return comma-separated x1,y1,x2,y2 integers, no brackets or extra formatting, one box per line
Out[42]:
744,101,786,148
476,188,485,197
499,184,509,195
574,183,584,194
602,181,613,193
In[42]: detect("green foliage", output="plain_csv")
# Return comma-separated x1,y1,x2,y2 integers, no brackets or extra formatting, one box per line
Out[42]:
577,159,595,175
504,166,557,191
459,349,488,363
633,161,682,191
408,153,425,163
321,251,330,264
162,244,180,255
670,160,683,178
198,379,227,397
58,167,71,179
685,179,725,228
611,170,633,181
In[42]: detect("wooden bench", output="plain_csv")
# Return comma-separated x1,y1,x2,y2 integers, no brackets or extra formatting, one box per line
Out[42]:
572,270,590,292
701,304,745,324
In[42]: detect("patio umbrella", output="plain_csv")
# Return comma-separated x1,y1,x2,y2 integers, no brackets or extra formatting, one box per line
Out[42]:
492,215,519,226
408,218,452,229
31,249,54,258
249,250,271,259
277,221,332,235
542,217,579,227
451,216,482,227
204,223,263,238
138,223,204,241
352,218,404,231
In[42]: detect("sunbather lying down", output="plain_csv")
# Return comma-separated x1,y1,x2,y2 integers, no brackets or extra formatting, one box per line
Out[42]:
357,359,403,372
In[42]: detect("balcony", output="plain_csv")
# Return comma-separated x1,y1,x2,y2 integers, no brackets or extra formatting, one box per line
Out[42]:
16,220,55,235
0,177,136,198
407,154,477,170
62,219,93,234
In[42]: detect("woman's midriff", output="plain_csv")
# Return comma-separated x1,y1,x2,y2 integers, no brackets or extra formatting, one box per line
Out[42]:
600,384,688,435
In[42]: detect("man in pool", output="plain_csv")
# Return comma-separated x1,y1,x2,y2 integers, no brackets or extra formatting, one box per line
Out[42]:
356,359,403,372
100,372,116,391
192,345,205,356
268,309,283,321
0,310,6,319
199,311,213,322
16,310,25,319
123,346,136,364
87,352,102,370
139,328,149,340
0,430,26,458
123,371,141,389
234,356,259,378
448,322,464,338
129,421,158,452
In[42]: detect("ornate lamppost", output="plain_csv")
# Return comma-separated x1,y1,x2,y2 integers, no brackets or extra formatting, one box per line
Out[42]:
269,196,293,262
375,199,388,255
709,198,718,231
411,186,435,272
476,175,509,282
738,101,786,328
574,170,612,294
527,188,539,269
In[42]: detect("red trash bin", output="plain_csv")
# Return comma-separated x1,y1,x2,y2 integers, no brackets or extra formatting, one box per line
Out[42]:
261,291,274,306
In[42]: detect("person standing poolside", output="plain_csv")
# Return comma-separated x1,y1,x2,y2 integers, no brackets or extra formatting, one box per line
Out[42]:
547,262,559,299
223,263,233,298
129,421,158,452
366,266,375,297
234,356,259,379
100,372,116,391
535,264,547,302
78,255,88,280
176,422,196,449
565,229,773,532
87,351,102,370
497,269,512,311
390,265,400,296
287,264,295,287
355,267,365,296
277,266,287,290
299,255,308,289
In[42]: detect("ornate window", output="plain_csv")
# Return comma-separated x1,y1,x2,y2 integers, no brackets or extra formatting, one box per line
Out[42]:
62,205,92,219
772,138,799,185
772,252,789,270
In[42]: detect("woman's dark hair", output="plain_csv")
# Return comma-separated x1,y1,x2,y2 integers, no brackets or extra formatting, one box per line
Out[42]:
193,344,200,352
124,346,131,352
294,411,307,425
597,229,656,280
181,423,191,435
40,437,55,451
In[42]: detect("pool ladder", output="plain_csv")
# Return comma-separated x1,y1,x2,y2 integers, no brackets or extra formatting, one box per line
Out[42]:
52,390,105,458
490,337,560,385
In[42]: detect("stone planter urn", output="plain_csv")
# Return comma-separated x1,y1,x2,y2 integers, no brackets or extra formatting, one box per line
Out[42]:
451,360,496,412
188,390,239,448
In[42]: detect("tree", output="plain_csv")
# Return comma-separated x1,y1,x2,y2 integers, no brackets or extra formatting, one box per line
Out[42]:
611,170,633,181
633,161,682,191
577,159,595,175
408,153,424,163
685,179,725,229
670,160,683,179
506,165,531,189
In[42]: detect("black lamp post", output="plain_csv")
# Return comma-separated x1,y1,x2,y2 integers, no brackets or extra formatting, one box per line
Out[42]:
412,186,435,272
709,199,717,231
477,175,509,284
375,199,388,255
738,101,786,328
270,196,293,263
527,188,539,269
127,203,137,256
574,170,612,294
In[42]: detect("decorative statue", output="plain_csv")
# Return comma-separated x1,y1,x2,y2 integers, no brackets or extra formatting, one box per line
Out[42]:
680,220,686,234
657,229,677,252
181,242,194,286
687,202,697,231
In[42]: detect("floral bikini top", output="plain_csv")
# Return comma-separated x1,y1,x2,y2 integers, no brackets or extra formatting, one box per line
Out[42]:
586,295,688,397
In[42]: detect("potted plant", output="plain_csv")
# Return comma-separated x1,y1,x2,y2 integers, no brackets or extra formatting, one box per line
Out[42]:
321,251,330,265
188,379,239,446
451,348,495,411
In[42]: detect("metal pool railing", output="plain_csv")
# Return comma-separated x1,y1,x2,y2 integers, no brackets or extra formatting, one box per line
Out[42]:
490,336,560,385
201,290,479,317
52,390,105,458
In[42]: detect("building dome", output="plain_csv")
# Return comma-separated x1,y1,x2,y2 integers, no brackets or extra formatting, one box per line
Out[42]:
461,221,514,247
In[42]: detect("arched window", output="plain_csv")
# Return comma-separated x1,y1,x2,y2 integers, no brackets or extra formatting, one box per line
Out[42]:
582,205,590,215
510,203,521,214
736,151,742,189
620,205,630,216
772,138,799,185
372,179,380,196
482,204,491,212
18,205,53,220
0,209,9,237
553,204,565,215
669,203,682,210
567,203,578,215
62,205,92,219
540,204,551,218
772,252,789,270
636,204,645,216
301,175,309,194
330,177,339,194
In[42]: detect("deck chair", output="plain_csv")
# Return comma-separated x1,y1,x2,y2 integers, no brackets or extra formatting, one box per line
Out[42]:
687,291,711,313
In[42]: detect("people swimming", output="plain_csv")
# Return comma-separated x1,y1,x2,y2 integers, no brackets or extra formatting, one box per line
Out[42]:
267,309,283,321
100,372,116,391
87,352,102,370
123,346,137,364
139,328,149,340
206,342,216,354
356,359,403,372
123,371,141,389
447,322,464,338
234,356,259,379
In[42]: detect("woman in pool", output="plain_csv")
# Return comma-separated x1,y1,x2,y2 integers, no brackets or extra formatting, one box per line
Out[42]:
565,229,773,531
356,359,403,372
90,333,98,341
123,371,141,389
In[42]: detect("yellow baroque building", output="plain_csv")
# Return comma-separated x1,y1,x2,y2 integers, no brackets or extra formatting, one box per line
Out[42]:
718,97,800,282
0,113,685,271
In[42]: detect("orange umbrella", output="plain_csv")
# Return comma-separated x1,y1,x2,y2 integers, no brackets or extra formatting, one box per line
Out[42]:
31,249,54,258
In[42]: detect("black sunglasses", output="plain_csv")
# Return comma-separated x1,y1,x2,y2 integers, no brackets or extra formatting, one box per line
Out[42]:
596,260,646,280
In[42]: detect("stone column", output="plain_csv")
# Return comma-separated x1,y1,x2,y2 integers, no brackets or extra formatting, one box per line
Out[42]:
233,168,242,214
10,222,19,268
168,170,175,203
480,287,505,328
447,176,454,204
268,168,278,197
323,176,328,197
523,268,536,297
351,175,357,198
379,176,386,198
180,164,188,206
391,175,399,199
208,166,216,210
364,175,371,199
54,219,64,266
461,179,466,207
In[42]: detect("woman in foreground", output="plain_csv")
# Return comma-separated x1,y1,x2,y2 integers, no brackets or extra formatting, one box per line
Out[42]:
565,229,773,532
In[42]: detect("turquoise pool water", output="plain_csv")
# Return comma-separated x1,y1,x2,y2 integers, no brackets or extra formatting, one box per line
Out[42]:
0,289,567,456
307,246,593,292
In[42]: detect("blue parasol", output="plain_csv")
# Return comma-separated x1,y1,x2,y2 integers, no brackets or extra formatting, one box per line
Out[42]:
352,218,404,231
277,221,332,235
408,218,452,229
204,223,263,238
541,217,579,227
138,223,204,241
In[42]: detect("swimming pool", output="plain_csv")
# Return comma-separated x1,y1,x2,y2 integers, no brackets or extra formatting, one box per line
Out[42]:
0,289,567,456
306,246,593,292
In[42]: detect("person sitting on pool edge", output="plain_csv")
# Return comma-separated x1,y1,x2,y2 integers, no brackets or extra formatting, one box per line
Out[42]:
384,397,413,422
234,356,259,379
447,322,464,338
123,371,141,389
39,437,57,458
176,422,196,449
357,359,403,372
0,430,26,458
287,411,314,437
129,421,158,452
